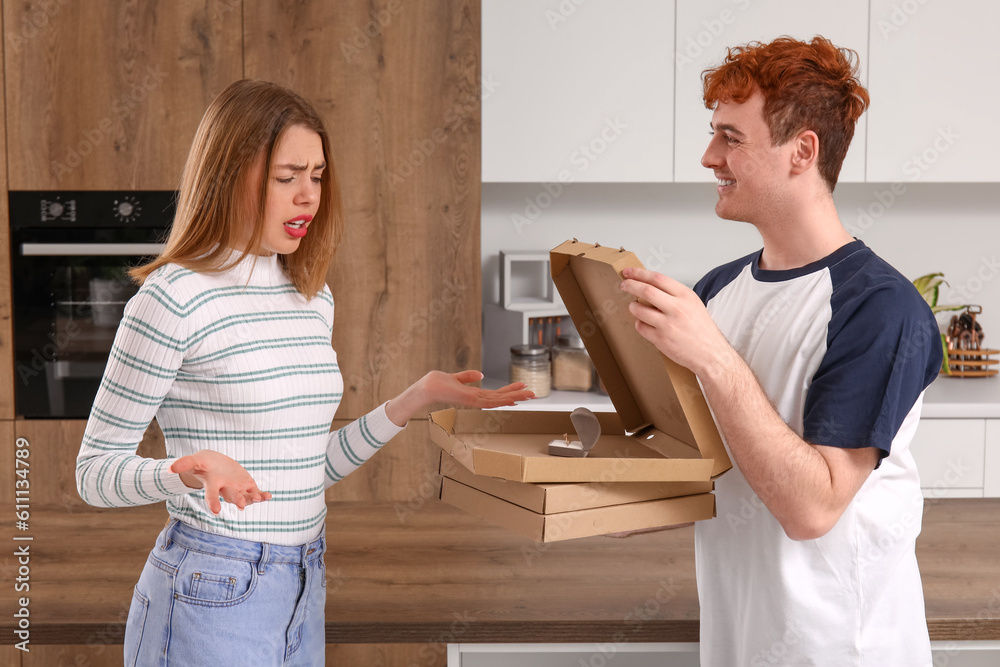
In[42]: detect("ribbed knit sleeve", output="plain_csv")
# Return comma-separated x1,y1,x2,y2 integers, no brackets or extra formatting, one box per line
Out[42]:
324,402,405,488
76,273,193,507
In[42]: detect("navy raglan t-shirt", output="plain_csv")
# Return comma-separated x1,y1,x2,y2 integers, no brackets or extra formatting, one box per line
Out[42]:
692,239,942,667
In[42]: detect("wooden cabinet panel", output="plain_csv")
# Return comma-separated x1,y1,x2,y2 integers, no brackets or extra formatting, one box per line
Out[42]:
0,6,11,420
23,646,122,667
244,2,482,420
327,644,446,667
14,419,165,507
19,643,446,666
1,420,12,503
4,0,243,189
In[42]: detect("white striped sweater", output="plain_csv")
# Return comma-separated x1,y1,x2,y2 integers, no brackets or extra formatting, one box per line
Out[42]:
76,251,404,545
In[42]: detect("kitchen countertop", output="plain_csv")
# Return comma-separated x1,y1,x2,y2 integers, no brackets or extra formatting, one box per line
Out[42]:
10,498,1000,645
485,375,1000,419
922,375,1000,419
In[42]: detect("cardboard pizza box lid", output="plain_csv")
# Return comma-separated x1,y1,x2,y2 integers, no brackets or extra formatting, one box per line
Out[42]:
550,239,731,477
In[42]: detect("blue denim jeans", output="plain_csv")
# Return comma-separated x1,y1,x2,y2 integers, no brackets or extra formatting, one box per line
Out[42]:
124,519,326,666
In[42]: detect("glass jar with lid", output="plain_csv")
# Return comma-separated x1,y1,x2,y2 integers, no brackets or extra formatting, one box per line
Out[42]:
551,335,594,392
509,344,551,398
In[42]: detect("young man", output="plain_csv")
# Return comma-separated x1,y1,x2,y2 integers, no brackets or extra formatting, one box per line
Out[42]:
620,37,941,665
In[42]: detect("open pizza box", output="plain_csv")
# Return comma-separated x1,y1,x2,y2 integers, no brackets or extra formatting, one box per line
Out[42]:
429,239,731,484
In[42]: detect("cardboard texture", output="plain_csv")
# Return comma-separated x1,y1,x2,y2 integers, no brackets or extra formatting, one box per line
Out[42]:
428,408,715,483
549,240,730,478
439,452,713,514
429,240,730,484
440,477,717,543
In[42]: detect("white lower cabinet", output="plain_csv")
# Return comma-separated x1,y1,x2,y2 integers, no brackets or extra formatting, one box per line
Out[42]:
448,642,1000,665
910,419,986,498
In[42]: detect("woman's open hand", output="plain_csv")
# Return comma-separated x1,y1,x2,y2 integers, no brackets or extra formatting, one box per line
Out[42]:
171,450,272,515
385,370,535,426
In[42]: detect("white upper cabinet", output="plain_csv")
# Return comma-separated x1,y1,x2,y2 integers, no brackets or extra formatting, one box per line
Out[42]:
482,0,675,183
866,0,1000,182
673,0,870,183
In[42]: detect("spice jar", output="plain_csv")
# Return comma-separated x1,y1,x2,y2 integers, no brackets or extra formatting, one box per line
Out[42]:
509,344,551,398
551,335,594,392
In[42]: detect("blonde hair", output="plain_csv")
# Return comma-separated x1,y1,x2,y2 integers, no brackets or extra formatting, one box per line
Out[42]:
131,79,343,298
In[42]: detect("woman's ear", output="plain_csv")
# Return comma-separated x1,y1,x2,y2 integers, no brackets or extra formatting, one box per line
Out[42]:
790,129,820,176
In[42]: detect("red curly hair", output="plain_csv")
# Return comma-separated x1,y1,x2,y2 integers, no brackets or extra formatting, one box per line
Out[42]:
702,35,869,191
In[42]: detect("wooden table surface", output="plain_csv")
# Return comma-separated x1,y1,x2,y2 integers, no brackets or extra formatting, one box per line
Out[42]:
6,498,1000,645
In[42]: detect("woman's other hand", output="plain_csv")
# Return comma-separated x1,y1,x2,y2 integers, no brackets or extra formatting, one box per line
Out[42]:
171,450,273,515
385,370,535,427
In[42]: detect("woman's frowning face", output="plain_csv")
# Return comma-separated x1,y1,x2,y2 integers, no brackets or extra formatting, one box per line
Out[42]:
255,124,325,255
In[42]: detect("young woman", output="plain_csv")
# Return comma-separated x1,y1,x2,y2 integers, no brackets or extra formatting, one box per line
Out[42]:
76,79,531,665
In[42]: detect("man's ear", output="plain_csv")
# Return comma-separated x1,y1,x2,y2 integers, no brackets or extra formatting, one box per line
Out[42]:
789,130,820,176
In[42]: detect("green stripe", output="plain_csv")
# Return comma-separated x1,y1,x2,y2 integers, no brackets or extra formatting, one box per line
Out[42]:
188,311,325,346
190,484,325,503
99,377,162,406
120,315,187,350
161,424,330,441
81,435,141,452
338,427,365,467
241,454,326,472
151,459,171,497
133,462,157,503
161,394,340,414
109,347,177,379
112,457,139,507
166,503,327,532
325,458,344,482
91,406,150,430
358,414,385,449
144,281,302,317
173,363,338,385
185,336,332,364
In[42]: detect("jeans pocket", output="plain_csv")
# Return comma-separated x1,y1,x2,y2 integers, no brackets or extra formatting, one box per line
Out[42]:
124,587,149,666
173,550,257,607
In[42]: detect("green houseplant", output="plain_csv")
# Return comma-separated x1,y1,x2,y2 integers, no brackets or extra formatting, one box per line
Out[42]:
911,273,967,375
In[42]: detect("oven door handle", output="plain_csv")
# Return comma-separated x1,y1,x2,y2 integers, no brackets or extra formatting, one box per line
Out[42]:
20,242,166,256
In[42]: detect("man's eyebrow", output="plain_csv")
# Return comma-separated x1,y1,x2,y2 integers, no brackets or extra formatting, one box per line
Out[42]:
275,162,327,171
710,123,746,137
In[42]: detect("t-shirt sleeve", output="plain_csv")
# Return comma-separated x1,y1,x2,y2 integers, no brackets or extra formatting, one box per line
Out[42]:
802,283,942,460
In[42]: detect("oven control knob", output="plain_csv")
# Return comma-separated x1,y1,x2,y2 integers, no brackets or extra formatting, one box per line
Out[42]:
114,197,140,222
48,202,64,218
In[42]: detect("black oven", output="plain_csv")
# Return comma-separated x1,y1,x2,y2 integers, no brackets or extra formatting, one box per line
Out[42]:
10,191,176,418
